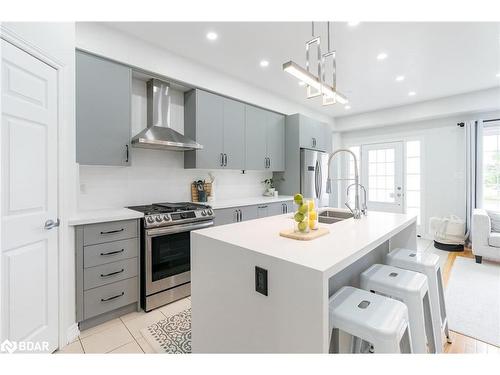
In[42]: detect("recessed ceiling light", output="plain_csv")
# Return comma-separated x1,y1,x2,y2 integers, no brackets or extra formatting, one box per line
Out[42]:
347,21,360,27
395,75,405,82
260,60,269,67
496,72,500,77
206,32,218,41
408,91,416,96
345,105,351,110
376,52,388,60
298,81,306,86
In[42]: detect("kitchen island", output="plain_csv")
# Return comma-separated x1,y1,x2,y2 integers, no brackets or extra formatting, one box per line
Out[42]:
191,210,417,353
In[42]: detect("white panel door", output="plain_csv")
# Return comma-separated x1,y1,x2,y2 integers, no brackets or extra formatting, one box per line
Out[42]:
361,142,404,213
1,40,58,352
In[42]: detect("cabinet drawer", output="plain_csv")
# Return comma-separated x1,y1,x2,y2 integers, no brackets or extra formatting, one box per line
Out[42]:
84,238,138,268
83,277,138,320
83,219,137,246
84,258,138,290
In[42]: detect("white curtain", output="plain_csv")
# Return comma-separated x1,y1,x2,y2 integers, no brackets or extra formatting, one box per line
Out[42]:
465,120,484,241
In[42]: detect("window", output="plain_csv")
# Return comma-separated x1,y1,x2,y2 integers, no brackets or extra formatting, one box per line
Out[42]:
367,148,396,203
405,140,421,224
482,125,500,210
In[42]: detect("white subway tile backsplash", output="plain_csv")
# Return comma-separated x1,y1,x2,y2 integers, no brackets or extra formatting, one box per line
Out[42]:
78,148,271,210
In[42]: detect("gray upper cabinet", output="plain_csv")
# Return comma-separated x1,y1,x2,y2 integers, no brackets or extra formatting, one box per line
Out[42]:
184,90,245,169
185,90,224,169
267,111,285,171
223,98,245,169
299,114,327,152
244,105,268,170
76,51,132,166
245,105,285,171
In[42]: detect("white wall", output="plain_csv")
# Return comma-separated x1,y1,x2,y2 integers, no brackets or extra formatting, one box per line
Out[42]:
340,111,500,238
0,22,77,347
335,87,500,132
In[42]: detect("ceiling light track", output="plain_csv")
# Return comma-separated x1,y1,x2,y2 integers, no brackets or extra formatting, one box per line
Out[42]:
283,21,348,106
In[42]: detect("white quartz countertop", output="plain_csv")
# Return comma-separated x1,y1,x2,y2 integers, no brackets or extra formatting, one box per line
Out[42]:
208,196,294,209
68,208,144,226
193,210,416,276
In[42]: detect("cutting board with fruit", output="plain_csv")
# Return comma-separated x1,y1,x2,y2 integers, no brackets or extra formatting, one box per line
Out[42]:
280,193,328,240
279,227,330,241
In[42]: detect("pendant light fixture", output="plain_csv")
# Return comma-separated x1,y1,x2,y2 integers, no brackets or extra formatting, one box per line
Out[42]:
283,21,348,105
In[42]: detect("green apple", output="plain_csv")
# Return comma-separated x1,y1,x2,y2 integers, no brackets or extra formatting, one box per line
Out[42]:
294,193,303,205
298,221,308,232
294,212,305,223
298,204,308,214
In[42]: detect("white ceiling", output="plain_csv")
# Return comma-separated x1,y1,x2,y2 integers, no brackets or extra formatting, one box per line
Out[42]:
105,22,500,118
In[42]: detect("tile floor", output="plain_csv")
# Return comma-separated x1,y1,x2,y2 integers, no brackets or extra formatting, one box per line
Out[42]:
57,297,191,354
57,238,500,354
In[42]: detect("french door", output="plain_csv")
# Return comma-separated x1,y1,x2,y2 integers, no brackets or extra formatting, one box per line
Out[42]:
1,39,59,352
361,142,404,213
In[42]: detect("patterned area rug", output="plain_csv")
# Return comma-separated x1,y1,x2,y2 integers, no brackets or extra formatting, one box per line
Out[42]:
140,308,191,353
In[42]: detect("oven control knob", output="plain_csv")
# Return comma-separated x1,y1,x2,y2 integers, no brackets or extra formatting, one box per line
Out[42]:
180,212,188,219
207,209,213,215
163,214,170,221
155,215,162,222
147,216,154,223
201,210,207,216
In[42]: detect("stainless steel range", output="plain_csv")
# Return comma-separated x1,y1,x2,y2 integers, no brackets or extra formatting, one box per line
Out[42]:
128,202,214,311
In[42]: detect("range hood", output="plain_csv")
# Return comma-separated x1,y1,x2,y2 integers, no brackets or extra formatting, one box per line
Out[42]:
131,79,203,151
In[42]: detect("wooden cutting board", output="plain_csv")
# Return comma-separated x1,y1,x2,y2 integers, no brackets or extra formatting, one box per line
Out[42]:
279,227,330,241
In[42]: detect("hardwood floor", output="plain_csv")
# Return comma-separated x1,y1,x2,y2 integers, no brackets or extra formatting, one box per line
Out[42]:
441,246,499,354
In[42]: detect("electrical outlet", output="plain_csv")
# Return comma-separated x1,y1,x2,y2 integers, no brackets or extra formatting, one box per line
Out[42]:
255,266,268,296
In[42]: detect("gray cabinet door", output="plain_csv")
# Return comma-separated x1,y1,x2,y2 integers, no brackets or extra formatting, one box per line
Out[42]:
195,90,224,169
245,105,268,170
76,51,132,166
256,205,269,218
240,205,258,221
267,112,285,171
213,208,239,226
223,98,245,169
267,202,285,216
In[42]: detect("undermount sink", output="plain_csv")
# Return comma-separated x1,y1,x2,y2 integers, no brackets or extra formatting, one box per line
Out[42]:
318,209,353,224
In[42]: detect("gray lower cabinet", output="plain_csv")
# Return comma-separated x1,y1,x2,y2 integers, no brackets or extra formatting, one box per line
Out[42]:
76,50,132,166
184,90,245,170
213,200,293,226
245,105,285,171
76,219,140,329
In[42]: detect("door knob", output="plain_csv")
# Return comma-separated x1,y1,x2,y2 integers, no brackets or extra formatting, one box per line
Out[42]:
44,219,60,230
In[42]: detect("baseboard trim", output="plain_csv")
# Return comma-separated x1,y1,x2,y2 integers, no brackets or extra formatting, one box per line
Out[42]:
66,323,80,345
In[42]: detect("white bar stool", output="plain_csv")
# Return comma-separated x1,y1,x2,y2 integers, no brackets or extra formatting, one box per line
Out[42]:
329,286,412,353
385,247,451,352
360,264,436,353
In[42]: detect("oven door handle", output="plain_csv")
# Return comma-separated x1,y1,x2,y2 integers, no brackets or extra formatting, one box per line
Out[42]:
146,220,214,237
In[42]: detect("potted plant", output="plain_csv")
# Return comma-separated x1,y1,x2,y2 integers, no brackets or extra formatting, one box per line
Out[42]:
262,178,275,196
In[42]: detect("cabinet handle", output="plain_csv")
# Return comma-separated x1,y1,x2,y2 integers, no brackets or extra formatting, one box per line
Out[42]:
220,153,224,166
268,157,271,169
100,249,125,256
239,209,243,221
258,205,268,209
101,292,124,302
100,269,124,278
100,228,124,235
224,153,228,166
125,144,129,163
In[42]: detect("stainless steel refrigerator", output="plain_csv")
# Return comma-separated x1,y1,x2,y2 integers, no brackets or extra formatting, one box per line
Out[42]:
300,148,330,207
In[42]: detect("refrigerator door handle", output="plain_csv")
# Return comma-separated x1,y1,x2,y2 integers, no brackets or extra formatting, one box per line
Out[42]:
314,159,320,199
317,159,322,199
